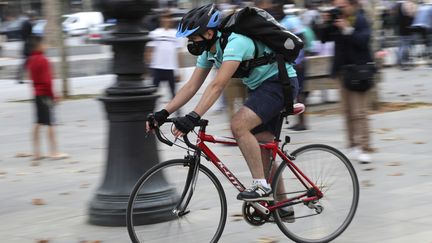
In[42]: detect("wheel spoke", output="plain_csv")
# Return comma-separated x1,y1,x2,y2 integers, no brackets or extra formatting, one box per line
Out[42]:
272,145,359,243
127,160,227,243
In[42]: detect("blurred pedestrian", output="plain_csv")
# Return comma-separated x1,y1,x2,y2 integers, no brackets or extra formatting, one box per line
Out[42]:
16,11,36,84
411,2,432,65
320,0,374,163
394,0,417,68
27,36,67,164
145,11,184,99
255,0,284,20
281,10,317,131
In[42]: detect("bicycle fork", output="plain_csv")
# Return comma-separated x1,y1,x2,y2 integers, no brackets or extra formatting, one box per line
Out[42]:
172,155,201,217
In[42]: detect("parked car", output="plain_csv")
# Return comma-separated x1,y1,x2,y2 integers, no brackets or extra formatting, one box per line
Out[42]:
0,17,26,41
63,12,104,36
85,22,115,43
32,19,46,36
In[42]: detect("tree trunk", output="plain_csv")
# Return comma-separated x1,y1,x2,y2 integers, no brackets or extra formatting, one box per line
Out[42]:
42,0,69,97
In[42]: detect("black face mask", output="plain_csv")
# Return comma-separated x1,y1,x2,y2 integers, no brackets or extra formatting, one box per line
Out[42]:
187,39,208,56
187,33,218,56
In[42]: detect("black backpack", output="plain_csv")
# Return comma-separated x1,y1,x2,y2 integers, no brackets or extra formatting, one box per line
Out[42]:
218,7,304,114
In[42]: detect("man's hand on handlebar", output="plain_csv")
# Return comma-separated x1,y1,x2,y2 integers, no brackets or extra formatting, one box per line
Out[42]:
146,109,169,132
172,111,201,137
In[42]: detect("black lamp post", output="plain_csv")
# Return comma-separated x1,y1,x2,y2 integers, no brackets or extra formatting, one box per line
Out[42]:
88,0,176,226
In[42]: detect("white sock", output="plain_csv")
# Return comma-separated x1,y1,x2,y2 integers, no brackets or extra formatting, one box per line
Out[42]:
252,179,270,189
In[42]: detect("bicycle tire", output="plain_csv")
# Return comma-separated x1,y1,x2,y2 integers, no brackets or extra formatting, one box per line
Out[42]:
127,159,227,243
272,144,359,243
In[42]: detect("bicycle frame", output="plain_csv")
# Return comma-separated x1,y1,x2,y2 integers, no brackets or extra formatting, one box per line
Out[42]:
196,130,324,212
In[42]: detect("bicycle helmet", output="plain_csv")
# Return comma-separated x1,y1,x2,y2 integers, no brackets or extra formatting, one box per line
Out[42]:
176,4,223,38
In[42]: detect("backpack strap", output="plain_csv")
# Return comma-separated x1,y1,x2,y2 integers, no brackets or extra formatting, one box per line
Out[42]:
276,54,294,115
220,32,231,51
219,32,277,78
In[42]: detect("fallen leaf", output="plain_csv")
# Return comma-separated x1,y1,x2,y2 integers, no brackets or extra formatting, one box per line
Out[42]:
36,239,49,243
374,128,393,134
361,180,374,188
80,182,91,188
388,172,404,176
386,162,402,167
413,141,425,144
59,192,71,195
0,171,7,175
68,161,80,164
32,198,46,205
381,137,404,141
257,237,278,243
231,218,243,222
231,213,243,218
15,152,32,158
16,172,30,176
362,167,376,171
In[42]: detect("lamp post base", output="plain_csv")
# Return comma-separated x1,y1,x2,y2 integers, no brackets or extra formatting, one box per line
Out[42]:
88,94,177,226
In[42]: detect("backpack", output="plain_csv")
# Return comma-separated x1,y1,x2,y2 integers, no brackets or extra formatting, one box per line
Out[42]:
219,7,304,64
218,7,304,114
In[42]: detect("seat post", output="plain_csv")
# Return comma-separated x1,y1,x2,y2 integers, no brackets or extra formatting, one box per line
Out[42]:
274,112,287,141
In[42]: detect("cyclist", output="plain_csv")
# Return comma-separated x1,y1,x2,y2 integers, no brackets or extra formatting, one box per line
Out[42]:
147,4,299,202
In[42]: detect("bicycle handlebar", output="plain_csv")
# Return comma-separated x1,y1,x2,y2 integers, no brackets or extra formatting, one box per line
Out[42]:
149,117,204,151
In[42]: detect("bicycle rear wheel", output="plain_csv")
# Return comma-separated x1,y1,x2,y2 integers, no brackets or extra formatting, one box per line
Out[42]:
272,144,359,243
127,159,227,243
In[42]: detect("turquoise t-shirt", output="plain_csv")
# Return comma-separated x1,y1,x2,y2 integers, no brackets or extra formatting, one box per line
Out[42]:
196,32,297,90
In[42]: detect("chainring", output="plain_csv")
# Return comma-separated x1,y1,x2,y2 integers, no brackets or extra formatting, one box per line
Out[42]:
242,202,271,226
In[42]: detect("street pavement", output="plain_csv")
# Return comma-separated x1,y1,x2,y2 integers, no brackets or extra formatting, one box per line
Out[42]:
0,67,431,243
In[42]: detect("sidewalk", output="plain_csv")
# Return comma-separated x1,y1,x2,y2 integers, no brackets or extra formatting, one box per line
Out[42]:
0,67,431,242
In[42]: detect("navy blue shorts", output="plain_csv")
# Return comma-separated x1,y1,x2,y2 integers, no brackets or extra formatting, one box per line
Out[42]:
244,76,298,135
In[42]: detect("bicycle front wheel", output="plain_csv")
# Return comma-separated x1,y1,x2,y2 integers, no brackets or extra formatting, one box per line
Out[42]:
127,159,227,243
272,144,359,243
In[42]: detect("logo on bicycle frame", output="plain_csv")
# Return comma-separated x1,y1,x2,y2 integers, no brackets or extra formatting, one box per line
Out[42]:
217,161,243,191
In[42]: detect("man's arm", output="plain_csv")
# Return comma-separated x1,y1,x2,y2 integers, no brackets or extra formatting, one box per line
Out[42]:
176,48,183,82
164,67,212,114
144,46,153,66
193,60,240,117
41,57,56,99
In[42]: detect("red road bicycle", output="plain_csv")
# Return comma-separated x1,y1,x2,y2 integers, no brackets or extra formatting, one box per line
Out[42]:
127,104,359,243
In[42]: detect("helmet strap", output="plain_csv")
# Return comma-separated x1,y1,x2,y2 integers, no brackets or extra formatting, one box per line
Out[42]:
200,30,218,51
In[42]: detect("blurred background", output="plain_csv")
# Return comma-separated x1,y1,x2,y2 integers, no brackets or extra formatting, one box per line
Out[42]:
0,0,431,242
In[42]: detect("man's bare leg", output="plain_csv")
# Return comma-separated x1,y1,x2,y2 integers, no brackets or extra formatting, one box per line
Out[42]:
231,106,265,179
47,125,58,157
33,124,41,159
255,132,287,201
232,106,273,200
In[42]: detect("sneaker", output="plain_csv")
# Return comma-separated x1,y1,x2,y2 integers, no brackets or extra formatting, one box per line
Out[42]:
347,146,361,160
358,151,372,164
237,184,273,201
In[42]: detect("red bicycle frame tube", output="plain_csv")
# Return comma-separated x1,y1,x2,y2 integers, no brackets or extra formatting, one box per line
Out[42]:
197,131,324,202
